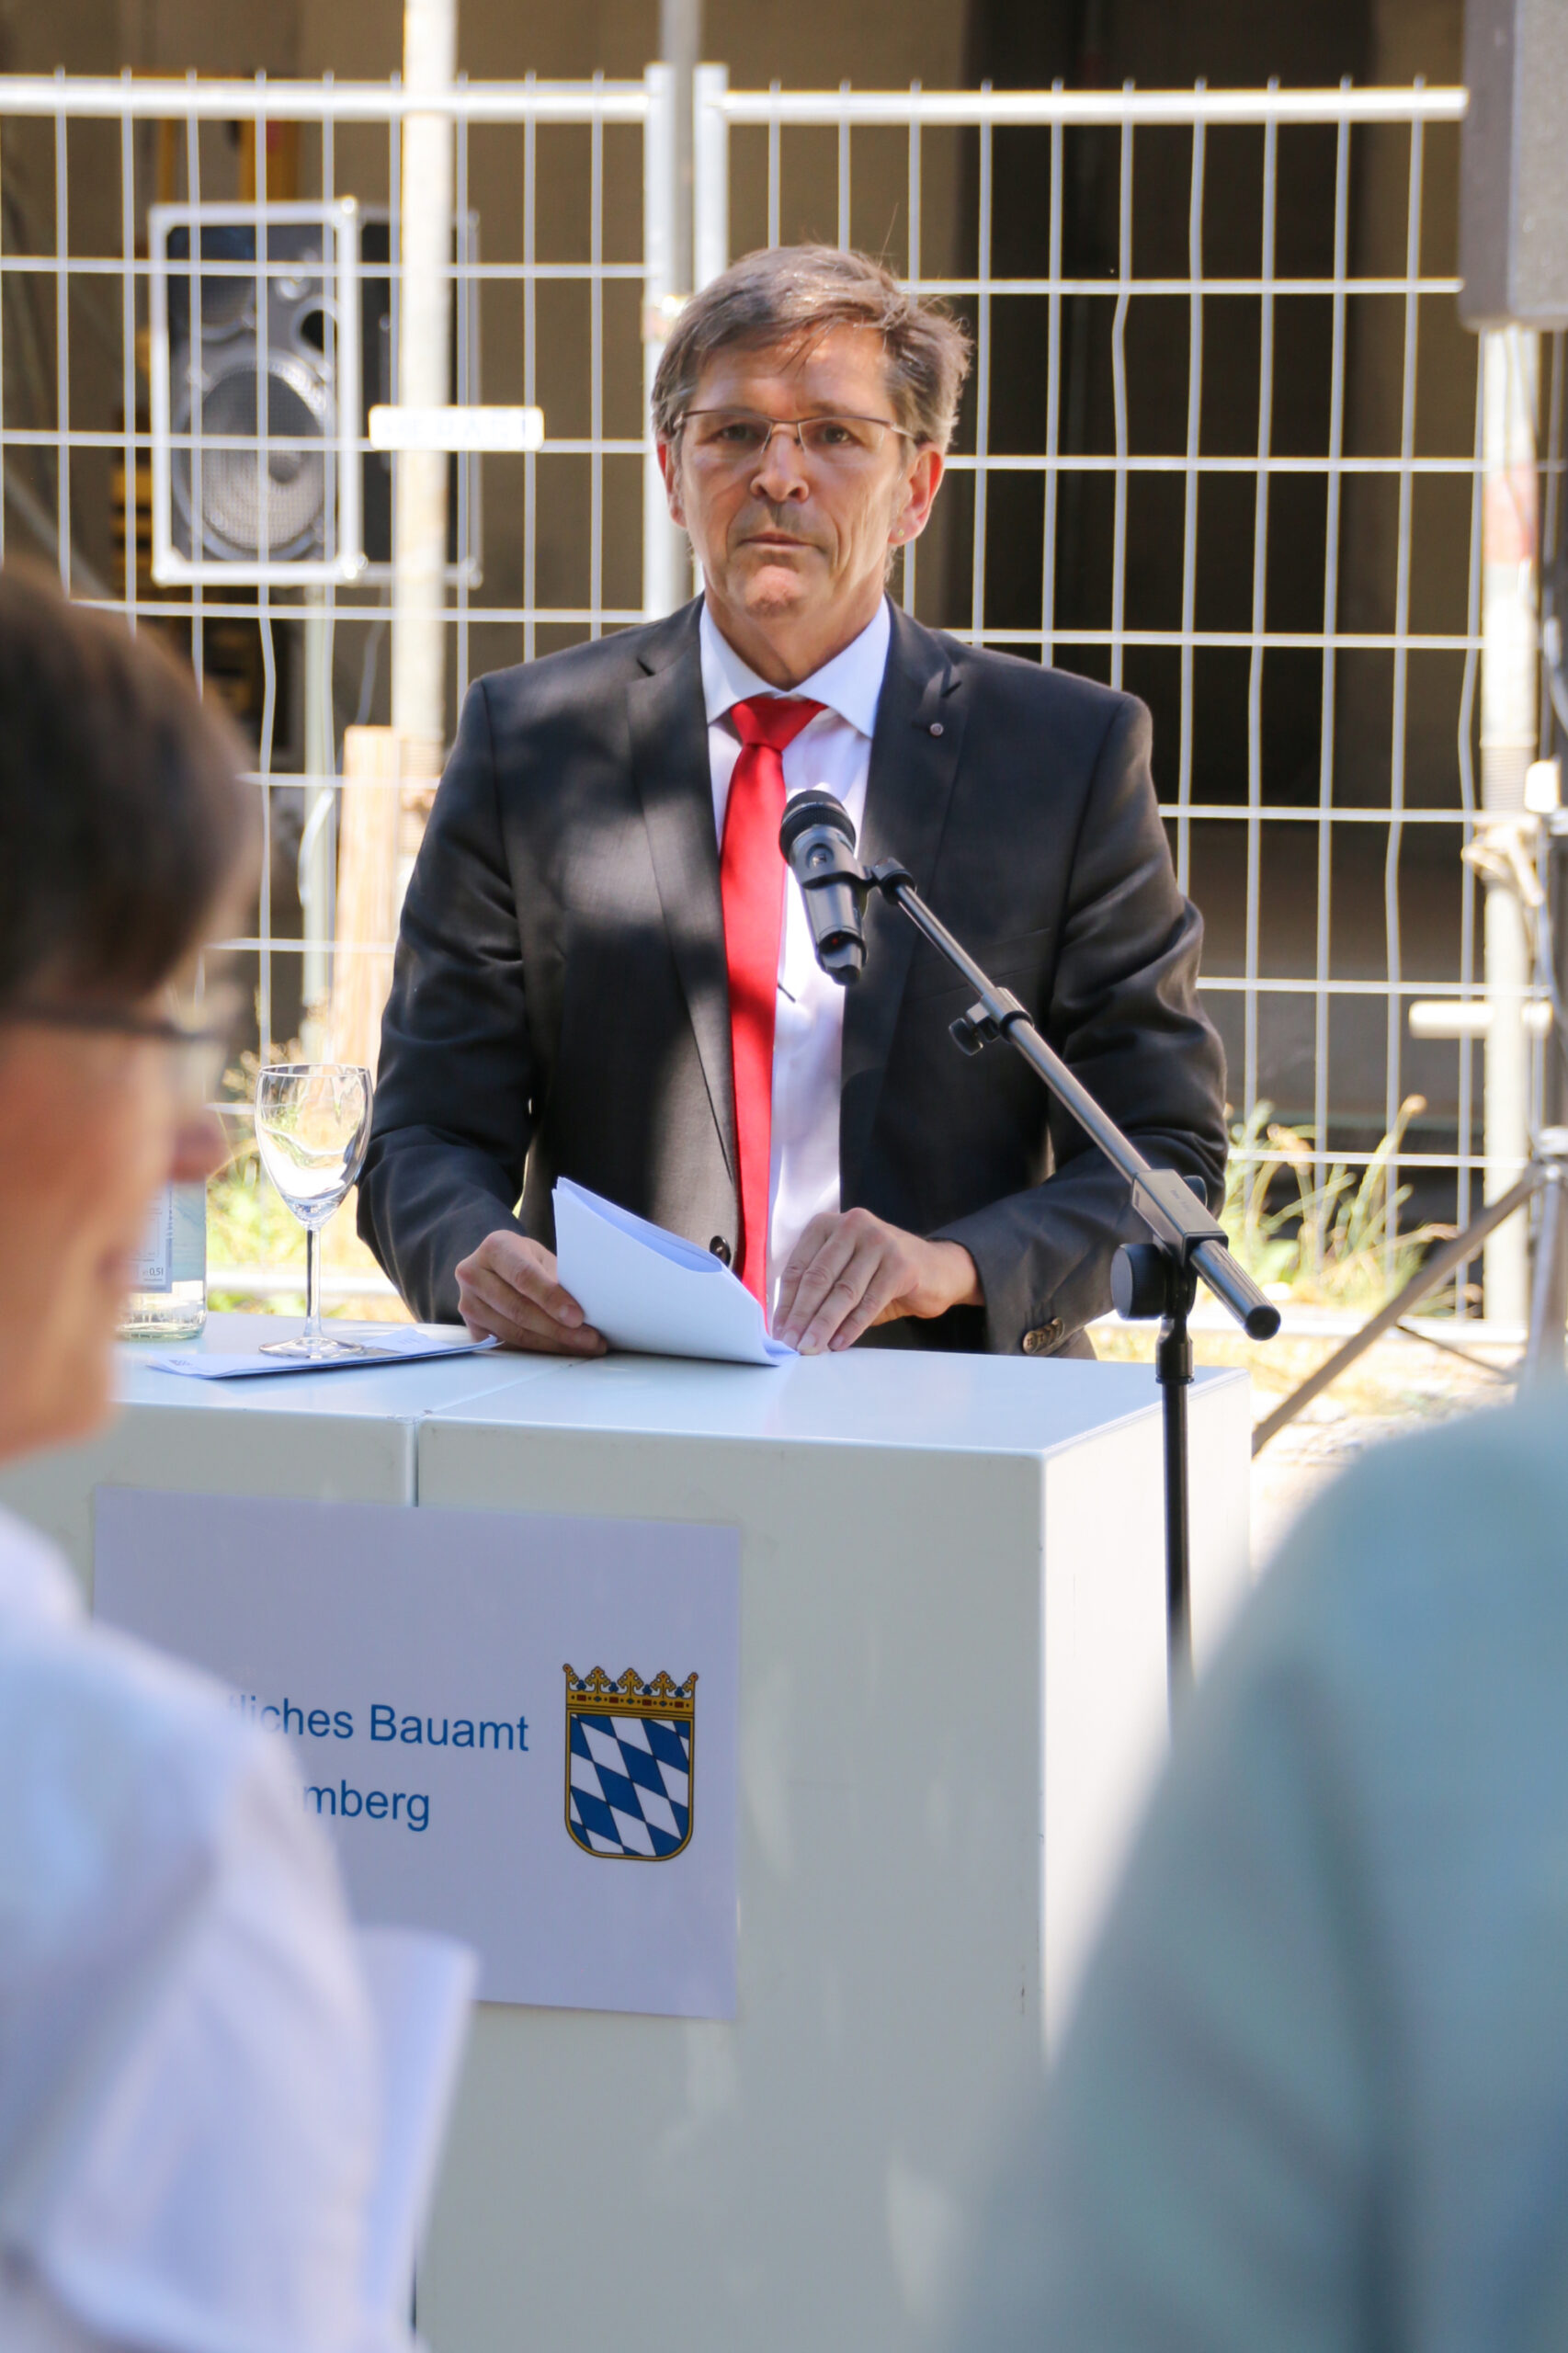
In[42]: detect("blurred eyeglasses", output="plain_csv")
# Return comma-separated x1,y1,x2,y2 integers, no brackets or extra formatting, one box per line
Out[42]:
6,986,240,1109
679,408,915,470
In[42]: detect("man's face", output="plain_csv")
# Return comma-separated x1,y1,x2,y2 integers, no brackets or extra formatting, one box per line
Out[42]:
659,325,943,666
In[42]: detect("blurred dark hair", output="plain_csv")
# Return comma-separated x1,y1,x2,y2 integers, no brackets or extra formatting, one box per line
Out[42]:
652,244,972,453
0,565,254,1012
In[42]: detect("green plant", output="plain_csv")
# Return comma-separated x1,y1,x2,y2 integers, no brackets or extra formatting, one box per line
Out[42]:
1222,1097,1453,1311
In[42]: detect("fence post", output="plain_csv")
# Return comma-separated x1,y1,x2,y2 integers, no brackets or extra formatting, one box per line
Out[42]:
328,726,405,1076
300,585,336,1045
693,63,729,290
642,62,687,618
392,0,455,752
1480,325,1540,1326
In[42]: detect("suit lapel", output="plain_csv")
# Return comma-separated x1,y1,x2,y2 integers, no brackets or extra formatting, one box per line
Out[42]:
840,604,967,1204
628,606,736,1182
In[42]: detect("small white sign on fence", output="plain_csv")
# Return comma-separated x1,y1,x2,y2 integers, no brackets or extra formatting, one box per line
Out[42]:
94,1488,740,2018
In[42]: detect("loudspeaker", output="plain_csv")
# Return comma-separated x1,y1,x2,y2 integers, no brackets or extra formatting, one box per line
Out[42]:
149,201,362,583
1460,0,1568,330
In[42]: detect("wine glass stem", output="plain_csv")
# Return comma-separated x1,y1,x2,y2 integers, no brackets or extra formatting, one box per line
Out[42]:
305,1225,323,1342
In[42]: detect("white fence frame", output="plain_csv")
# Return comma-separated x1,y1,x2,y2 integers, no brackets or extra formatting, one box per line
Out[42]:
0,70,656,1069
692,76,1568,1307
6,68,1559,1310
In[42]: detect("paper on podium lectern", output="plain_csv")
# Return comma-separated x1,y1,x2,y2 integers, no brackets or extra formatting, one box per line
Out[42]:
137,1328,499,1379
553,1177,795,1366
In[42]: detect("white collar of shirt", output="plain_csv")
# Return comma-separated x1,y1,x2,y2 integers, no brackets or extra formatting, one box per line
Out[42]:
699,596,891,740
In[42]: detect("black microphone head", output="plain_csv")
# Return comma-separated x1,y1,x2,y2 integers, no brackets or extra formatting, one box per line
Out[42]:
779,788,856,861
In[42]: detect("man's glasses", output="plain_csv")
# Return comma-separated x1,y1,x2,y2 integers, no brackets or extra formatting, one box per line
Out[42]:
6,989,240,1109
678,408,915,471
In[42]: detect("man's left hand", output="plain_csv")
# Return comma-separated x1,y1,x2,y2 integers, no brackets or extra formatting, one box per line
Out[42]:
772,1209,981,1355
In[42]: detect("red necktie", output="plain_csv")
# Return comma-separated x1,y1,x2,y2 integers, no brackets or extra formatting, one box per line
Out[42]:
721,694,824,1308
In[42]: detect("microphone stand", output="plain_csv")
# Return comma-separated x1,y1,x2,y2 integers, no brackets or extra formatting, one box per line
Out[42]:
790,818,1280,1706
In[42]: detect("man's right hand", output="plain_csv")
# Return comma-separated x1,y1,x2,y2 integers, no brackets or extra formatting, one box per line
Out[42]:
454,1231,608,1356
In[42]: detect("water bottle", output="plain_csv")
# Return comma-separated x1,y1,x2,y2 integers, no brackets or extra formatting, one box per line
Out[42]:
119,1180,208,1340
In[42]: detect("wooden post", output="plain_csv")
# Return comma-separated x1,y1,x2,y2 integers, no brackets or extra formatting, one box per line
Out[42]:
327,725,441,1076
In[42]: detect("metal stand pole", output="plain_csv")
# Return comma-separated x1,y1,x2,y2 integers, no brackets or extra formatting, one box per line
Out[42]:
778,791,1281,1696
1480,326,1540,1325
874,864,1276,1694
299,584,335,1051
1523,1153,1568,1383
391,0,455,765
642,63,688,621
1155,1267,1197,1700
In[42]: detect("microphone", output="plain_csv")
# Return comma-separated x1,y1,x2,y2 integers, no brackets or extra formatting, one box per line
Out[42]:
778,789,868,984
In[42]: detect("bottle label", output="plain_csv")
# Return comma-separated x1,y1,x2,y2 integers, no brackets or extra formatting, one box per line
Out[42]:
132,1189,174,1290
131,1184,206,1294
171,1180,207,1282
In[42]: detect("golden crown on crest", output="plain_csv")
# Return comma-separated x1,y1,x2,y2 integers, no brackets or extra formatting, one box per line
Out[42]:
563,1664,698,1721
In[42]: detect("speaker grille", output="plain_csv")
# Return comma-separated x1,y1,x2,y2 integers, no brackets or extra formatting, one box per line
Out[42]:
173,355,333,562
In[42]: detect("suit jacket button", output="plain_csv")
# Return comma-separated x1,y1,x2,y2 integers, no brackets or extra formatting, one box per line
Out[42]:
1022,1320,1062,1356
710,1236,733,1267
929,721,944,736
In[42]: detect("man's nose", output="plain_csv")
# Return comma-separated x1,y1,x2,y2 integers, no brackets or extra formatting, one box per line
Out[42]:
750,425,811,501
170,1108,227,1187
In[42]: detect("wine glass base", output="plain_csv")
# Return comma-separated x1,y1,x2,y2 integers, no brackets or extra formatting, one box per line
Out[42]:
258,1335,395,1363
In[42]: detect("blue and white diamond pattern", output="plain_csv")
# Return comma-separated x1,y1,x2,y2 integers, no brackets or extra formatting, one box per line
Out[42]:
568,1711,691,1858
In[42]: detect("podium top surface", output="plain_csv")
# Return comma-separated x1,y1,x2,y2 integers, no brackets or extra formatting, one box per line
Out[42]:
116,1314,1245,1460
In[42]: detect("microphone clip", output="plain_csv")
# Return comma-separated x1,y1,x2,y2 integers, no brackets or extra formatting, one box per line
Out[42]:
778,791,881,984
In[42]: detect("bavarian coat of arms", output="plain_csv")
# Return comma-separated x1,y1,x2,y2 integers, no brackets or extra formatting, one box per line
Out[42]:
563,1664,697,1859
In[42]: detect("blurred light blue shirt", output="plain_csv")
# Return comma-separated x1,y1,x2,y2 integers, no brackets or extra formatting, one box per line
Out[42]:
961,1393,1568,2352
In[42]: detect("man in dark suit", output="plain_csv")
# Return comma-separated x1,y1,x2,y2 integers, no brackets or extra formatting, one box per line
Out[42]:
359,245,1226,1360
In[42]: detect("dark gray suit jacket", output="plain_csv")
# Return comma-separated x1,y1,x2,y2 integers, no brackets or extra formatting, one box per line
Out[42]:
358,597,1227,1356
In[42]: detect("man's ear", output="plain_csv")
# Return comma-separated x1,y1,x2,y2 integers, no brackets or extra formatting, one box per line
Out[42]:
893,443,944,550
657,438,687,529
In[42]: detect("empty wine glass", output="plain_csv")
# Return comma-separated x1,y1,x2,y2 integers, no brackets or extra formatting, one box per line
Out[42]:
255,1063,382,1361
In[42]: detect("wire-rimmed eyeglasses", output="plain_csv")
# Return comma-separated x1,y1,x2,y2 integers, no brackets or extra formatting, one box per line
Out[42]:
677,407,916,469
6,991,239,1109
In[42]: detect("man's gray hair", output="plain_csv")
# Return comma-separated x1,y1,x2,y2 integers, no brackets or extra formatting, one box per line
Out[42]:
652,245,972,453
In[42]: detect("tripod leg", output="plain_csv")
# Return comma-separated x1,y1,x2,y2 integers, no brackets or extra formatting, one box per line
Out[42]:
1524,1166,1568,1387
1252,1167,1543,1455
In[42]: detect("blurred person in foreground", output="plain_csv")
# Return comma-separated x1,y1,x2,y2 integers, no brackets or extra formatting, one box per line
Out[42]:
956,1392,1568,2352
0,569,406,2353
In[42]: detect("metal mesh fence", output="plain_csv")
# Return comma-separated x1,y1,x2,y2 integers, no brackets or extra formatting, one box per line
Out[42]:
6,69,1551,1312
0,72,651,1067
697,79,1553,1311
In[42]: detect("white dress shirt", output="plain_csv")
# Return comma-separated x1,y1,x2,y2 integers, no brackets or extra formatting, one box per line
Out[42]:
0,1505,404,2353
700,596,891,1313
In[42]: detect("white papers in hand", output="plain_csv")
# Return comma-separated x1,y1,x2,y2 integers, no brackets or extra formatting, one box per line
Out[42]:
356,1927,478,2327
553,1177,795,1366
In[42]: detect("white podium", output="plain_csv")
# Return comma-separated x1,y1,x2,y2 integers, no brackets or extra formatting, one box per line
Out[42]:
0,1317,1250,2353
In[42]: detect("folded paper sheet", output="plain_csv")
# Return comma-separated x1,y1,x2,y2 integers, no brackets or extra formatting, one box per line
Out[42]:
553,1178,795,1367
138,1327,499,1379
